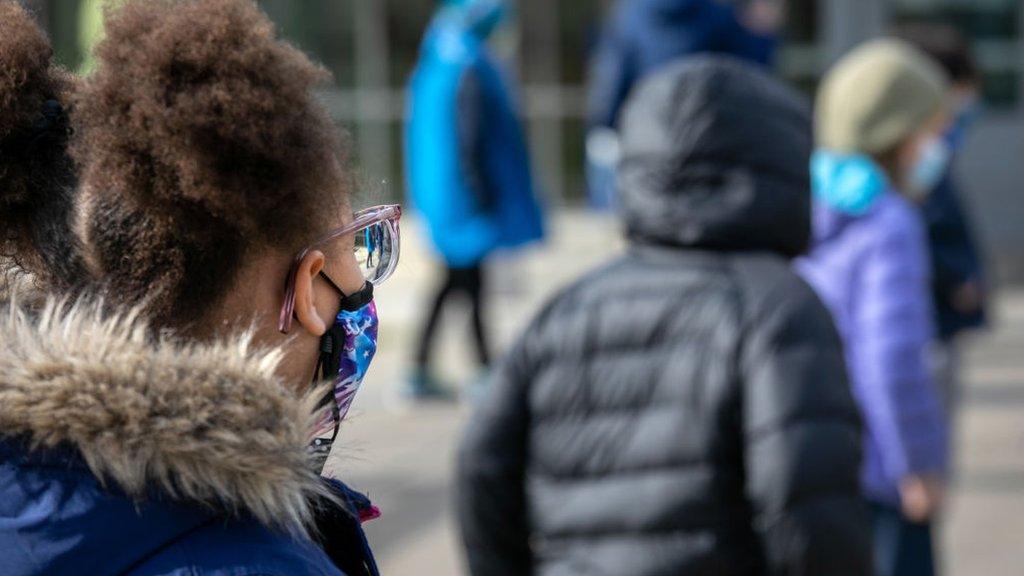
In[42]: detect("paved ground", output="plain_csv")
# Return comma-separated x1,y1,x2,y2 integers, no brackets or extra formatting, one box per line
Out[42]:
326,212,1024,575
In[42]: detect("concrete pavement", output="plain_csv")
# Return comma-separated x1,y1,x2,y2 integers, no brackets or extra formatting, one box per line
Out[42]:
326,212,1024,575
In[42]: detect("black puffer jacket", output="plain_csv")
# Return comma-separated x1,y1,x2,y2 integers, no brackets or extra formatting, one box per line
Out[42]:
457,57,871,576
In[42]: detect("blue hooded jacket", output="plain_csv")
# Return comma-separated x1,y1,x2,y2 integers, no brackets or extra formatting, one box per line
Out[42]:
588,0,777,129
406,0,545,267
0,297,379,576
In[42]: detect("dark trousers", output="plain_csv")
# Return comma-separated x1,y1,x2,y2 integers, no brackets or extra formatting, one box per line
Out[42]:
871,502,936,576
415,264,490,370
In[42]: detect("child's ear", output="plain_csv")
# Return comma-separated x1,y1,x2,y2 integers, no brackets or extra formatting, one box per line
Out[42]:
293,250,329,337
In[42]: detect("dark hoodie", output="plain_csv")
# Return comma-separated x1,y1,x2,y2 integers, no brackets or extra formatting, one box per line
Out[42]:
458,57,871,576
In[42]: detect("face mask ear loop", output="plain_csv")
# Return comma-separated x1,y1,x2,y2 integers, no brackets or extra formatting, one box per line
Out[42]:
308,278,377,466
317,329,344,443
309,328,343,474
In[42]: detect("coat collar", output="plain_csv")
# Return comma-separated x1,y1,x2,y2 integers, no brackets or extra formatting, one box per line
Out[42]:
0,294,332,537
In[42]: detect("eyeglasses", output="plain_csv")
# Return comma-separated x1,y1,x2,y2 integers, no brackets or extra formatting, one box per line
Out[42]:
278,204,402,334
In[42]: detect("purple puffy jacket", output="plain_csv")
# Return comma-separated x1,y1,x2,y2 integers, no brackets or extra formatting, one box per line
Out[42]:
798,191,949,506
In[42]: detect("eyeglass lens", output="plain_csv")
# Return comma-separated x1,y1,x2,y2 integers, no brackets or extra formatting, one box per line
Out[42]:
353,221,396,284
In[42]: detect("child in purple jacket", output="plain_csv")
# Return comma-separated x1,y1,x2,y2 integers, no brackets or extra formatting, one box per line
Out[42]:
797,40,953,576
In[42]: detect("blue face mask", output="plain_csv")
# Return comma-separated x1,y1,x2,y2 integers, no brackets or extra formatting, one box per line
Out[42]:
309,280,379,470
905,136,952,201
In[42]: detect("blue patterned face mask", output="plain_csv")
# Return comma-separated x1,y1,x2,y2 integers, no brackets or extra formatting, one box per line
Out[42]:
309,280,379,469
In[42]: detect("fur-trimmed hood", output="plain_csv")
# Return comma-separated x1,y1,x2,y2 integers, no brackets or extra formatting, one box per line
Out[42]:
0,295,332,537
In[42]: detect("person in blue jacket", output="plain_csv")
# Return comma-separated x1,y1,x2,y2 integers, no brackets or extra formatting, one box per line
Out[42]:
585,0,785,207
898,24,989,409
405,0,545,399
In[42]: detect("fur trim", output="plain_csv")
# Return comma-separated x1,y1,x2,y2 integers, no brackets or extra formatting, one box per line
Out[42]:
0,296,334,537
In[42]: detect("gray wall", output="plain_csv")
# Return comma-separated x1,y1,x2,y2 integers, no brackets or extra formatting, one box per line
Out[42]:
960,112,1024,284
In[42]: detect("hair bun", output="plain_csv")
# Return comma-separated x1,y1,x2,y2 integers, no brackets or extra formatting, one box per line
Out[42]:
0,0,67,206
74,0,340,237
72,0,350,325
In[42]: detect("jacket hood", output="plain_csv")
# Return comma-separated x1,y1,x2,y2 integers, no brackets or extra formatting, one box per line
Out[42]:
439,0,507,41
617,56,812,257
0,295,333,538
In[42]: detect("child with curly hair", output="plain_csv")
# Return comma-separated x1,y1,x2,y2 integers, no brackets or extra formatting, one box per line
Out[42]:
0,1,401,574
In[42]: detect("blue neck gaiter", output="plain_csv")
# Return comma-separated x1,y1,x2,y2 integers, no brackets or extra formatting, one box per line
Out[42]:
811,149,888,216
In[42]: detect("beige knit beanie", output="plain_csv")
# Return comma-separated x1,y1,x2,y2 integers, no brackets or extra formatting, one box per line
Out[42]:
816,39,950,155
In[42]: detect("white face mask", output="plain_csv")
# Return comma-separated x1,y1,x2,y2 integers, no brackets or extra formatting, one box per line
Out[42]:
905,136,951,201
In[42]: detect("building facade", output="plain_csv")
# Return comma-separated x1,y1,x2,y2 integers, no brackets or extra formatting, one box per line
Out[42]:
21,0,1024,281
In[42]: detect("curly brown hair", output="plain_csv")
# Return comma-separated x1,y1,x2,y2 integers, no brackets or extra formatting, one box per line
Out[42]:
0,1,85,291
73,0,351,327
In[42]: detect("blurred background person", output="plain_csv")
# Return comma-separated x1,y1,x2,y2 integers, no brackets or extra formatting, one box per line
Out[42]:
404,0,545,402
458,56,871,576
897,23,989,424
584,0,786,208
798,40,952,576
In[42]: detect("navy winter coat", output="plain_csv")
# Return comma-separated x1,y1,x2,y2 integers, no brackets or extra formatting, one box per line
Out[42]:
0,296,379,576
923,173,987,341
